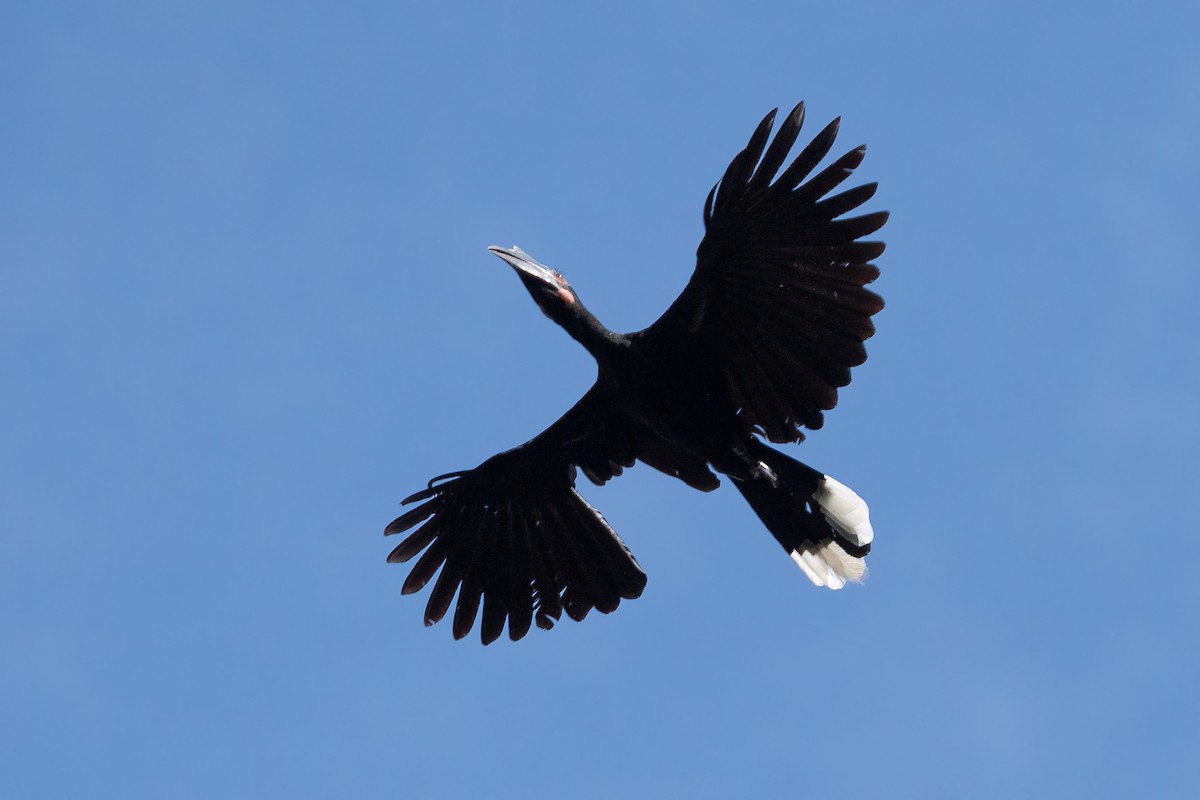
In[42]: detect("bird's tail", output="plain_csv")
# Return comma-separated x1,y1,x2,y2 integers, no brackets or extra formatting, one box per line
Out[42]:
732,440,874,589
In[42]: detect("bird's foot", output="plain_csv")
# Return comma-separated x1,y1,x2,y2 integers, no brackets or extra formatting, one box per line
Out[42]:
752,460,779,486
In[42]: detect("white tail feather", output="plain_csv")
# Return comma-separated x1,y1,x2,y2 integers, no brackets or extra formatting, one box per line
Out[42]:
788,474,873,590
790,540,867,590
813,475,874,547
790,550,824,585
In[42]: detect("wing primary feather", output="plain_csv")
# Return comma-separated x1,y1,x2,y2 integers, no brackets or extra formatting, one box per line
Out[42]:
714,152,745,216
424,508,481,626
772,117,841,193
385,497,443,536
480,594,506,645
387,514,442,563
400,482,450,505
402,527,453,595
531,504,590,622
479,519,509,645
426,470,469,489
715,110,776,217
827,210,890,240
452,517,485,640
785,146,867,207
506,503,535,641
815,182,879,219
725,108,777,196
747,102,804,197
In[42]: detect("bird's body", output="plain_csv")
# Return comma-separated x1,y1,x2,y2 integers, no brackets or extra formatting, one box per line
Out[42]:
387,103,887,643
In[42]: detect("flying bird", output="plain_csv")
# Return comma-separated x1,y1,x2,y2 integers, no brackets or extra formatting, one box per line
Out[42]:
386,103,887,644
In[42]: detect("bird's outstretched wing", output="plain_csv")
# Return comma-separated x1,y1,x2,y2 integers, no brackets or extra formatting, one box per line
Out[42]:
637,103,887,444
386,383,714,644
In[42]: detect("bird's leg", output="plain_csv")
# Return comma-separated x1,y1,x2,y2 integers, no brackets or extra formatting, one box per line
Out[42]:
717,441,778,486
752,460,779,486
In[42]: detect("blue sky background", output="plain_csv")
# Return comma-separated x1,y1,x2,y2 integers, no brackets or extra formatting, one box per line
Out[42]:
3,2,1198,797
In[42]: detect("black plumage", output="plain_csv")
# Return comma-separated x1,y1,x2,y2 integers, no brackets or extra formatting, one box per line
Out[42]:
386,103,887,643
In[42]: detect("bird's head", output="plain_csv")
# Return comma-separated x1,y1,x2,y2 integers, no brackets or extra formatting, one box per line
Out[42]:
488,245,578,321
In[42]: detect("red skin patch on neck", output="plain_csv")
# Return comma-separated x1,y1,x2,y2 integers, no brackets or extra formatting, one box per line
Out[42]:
558,287,576,305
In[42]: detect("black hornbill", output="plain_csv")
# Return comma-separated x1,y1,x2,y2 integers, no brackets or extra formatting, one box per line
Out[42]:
386,103,887,644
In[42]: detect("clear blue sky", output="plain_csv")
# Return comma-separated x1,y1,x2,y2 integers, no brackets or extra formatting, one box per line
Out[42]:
3,2,1197,798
